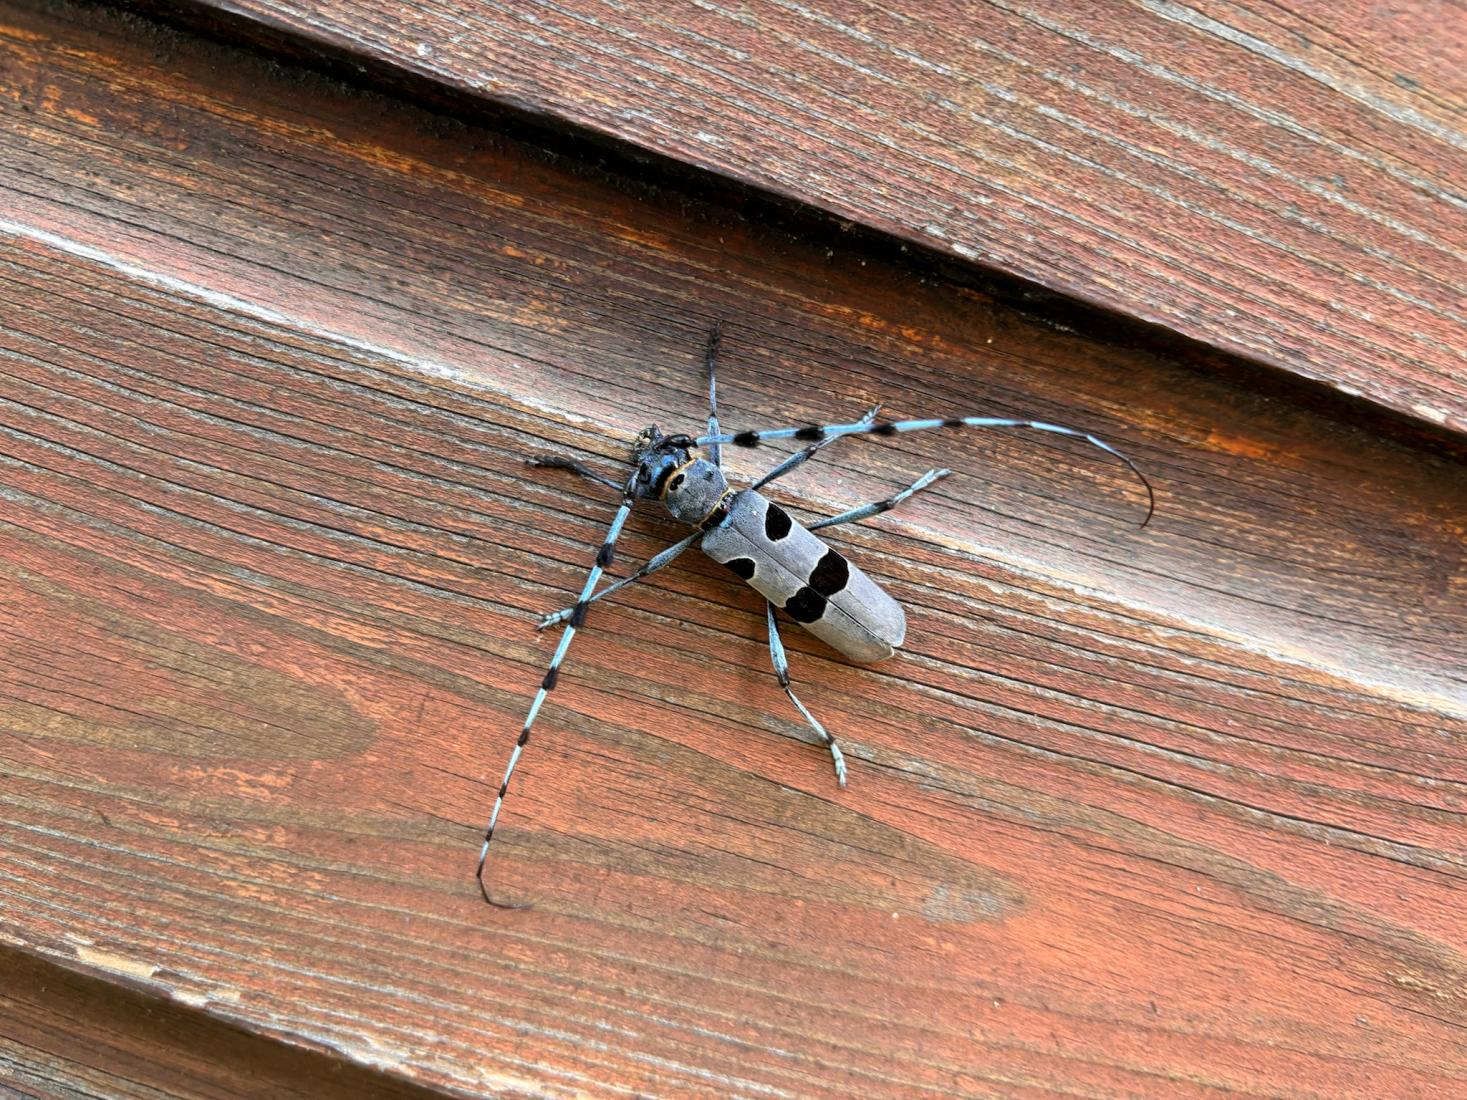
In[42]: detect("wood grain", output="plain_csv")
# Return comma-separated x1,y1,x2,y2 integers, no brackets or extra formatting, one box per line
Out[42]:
1,2,1464,1096
142,0,1467,435
0,943,446,1099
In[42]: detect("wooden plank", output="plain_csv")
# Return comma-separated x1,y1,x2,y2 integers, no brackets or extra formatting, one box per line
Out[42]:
1,2,1464,1097
141,0,1467,434
0,943,446,1099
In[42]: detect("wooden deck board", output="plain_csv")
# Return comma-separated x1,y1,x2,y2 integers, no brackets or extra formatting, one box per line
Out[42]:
0,943,448,1099
143,0,1467,434
0,2,1464,1096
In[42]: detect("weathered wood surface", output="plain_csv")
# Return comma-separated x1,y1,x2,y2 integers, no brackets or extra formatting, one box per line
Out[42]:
148,0,1467,434
1,2,1464,1097
0,942,445,1099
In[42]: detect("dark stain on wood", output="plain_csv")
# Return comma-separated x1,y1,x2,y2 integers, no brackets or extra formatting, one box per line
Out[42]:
137,0,1467,434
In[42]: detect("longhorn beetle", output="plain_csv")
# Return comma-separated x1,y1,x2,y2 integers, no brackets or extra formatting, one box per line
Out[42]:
476,325,1153,906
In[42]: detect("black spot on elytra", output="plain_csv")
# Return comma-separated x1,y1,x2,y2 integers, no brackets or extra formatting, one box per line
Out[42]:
809,548,849,597
723,557,757,580
794,425,826,441
764,502,793,541
668,472,686,492
784,586,827,623
873,422,899,436
733,431,760,447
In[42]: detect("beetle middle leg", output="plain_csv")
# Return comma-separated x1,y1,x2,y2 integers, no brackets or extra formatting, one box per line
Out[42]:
536,530,701,629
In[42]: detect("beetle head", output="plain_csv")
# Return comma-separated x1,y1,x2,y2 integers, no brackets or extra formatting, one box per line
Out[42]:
631,425,697,499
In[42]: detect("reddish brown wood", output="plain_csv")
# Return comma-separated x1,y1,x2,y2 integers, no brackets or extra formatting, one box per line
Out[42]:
0,2,1464,1097
0,943,446,1099
149,0,1467,434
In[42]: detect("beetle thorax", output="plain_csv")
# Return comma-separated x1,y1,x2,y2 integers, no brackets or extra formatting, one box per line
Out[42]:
630,426,731,528
661,457,730,527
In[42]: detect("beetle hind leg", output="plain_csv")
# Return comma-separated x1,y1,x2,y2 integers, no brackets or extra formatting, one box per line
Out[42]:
766,603,847,788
